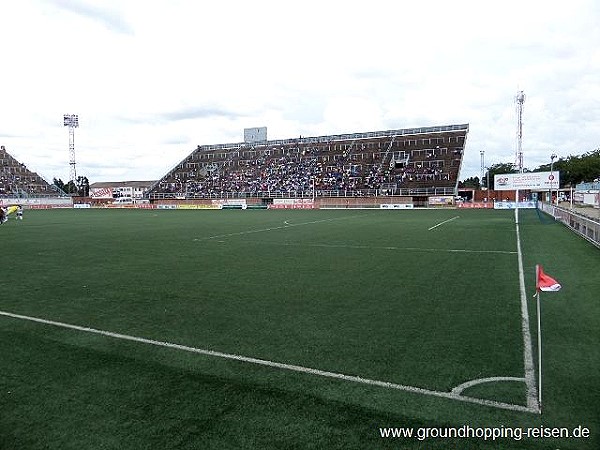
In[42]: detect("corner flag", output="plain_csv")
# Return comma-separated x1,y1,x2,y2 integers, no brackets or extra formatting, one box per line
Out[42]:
534,264,561,413
536,265,561,292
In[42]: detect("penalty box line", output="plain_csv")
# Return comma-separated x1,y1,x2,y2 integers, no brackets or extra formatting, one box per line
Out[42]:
428,216,460,231
243,241,517,255
193,214,364,241
0,310,536,414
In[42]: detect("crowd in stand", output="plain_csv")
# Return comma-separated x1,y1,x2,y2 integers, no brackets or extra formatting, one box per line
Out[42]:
1,146,56,196
2,133,463,199
154,144,459,198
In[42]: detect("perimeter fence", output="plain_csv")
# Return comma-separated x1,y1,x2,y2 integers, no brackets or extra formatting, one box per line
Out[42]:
538,202,600,249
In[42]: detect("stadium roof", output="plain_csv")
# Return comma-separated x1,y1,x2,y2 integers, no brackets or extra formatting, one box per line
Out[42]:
90,181,156,189
195,124,469,152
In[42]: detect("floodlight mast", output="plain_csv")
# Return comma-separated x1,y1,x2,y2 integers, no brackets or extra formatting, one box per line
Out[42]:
550,153,557,204
480,150,485,189
514,91,525,224
63,114,79,183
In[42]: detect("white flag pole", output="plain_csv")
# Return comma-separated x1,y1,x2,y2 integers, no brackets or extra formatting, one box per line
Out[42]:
515,189,520,224
536,290,542,412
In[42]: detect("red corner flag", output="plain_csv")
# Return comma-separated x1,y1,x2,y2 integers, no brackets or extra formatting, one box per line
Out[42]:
536,265,561,292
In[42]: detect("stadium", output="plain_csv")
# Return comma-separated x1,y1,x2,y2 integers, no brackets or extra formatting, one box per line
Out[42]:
1,123,599,450
146,124,468,205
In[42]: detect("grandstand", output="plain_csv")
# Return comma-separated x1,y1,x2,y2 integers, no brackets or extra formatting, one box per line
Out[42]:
0,145,60,197
146,124,468,201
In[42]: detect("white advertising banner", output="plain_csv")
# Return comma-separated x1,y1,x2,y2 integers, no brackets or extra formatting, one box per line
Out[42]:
494,201,537,210
379,204,414,209
494,172,560,191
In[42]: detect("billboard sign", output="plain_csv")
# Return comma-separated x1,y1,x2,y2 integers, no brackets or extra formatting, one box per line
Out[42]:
244,127,267,144
90,187,113,198
494,172,559,191
494,201,537,209
428,196,454,206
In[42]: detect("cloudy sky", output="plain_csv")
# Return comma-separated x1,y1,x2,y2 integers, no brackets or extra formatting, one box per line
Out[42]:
1,0,599,184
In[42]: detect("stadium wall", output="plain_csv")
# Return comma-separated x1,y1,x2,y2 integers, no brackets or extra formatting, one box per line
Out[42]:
151,196,423,209
317,196,413,209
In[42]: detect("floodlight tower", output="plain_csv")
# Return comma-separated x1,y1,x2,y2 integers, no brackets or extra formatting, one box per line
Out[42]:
63,114,79,183
515,91,525,173
480,150,485,189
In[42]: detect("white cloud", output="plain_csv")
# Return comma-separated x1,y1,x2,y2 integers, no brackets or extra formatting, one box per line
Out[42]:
1,0,599,184
45,0,134,35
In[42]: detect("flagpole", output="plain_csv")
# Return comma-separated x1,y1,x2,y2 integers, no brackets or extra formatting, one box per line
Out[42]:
515,189,520,224
534,264,561,414
536,289,543,412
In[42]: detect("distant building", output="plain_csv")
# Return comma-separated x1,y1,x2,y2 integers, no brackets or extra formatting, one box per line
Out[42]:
89,181,156,199
575,181,600,208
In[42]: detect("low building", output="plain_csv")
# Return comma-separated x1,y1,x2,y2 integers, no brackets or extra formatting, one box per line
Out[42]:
574,181,600,208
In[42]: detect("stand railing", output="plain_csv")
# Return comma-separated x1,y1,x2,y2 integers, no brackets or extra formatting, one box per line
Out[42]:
146,187,457,201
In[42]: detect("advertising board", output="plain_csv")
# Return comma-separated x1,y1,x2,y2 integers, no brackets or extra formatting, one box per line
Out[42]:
494,172,559,191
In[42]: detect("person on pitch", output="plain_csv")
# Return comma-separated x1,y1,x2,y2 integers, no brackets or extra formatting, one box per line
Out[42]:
5,205,19,220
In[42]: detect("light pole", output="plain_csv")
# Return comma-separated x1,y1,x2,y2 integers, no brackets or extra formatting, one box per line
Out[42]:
550,153,557,204
480,150,485,190
63,114,79,185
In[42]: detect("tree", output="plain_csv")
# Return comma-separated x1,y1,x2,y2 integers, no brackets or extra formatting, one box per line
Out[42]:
53,178,66,192
76,176,90,197
533,149,600,187
64,180,77,194
52,176,90,196
459,176,481,189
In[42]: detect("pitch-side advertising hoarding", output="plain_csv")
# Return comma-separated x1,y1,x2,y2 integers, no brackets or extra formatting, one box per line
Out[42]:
494,172,559,191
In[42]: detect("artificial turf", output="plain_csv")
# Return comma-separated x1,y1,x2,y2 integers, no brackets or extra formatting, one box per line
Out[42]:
0,207,598,449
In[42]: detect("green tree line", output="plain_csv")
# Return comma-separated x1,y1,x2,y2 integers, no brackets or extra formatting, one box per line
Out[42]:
53,176,90,196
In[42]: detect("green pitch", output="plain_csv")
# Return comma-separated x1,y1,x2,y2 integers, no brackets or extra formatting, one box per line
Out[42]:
0,208,598,449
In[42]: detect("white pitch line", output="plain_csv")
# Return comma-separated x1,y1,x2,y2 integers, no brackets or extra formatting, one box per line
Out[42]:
515,210,539,412
0,309,535,414
428,216,460,231
193,215,362,241
244,241,517,255
451,376,526,395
